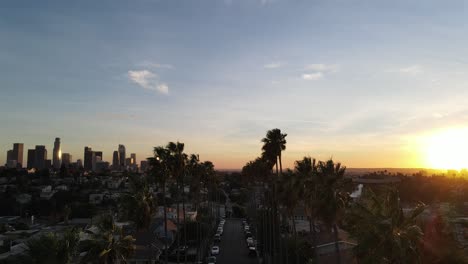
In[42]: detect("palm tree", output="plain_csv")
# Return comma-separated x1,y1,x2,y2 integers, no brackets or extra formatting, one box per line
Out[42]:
346,188,425,264
261,128,287,264
149,146,171,264
119,174,156,230
80,214,135,264
166,141,186,264
315,159,348,264
277,169,302,264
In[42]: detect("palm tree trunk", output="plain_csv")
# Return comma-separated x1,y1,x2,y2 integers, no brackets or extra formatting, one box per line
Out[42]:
292,214,298,264
333,224,341,264
311,218,319,263
163,181,169,264
279,152,283,175
182,181,187,264
176,181,181,264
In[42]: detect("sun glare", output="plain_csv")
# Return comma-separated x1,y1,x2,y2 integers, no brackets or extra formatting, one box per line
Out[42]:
425,128,468,170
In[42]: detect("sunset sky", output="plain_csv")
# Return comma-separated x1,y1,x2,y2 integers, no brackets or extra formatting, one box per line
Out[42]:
1,0,468,169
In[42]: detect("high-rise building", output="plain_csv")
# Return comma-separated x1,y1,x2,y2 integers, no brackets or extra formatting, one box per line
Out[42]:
84,147,93,171
125,158,132,167
76,159,83,168
27,149,35,169
130,153,136,165
140,160,148,172
6,150,13,165
34,145,47,170
12,143,23,167
112,151,119,170
118,145,126,168
53,138,61,170
61,153,72,167
91,151,103,171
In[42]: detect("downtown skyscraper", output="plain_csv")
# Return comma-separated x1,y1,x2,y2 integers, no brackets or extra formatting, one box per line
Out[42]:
118,144,126,168
53,137,61,170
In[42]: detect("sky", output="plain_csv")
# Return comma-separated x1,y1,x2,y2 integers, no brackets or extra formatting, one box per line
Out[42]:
1,0,468,170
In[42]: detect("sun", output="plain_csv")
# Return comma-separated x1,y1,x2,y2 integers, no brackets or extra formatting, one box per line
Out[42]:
424,128,468,170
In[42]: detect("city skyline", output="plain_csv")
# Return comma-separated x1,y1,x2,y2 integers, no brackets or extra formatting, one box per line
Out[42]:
2,0,468,169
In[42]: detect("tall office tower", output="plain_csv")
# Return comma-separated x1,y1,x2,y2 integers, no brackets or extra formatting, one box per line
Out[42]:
140,160,148,172
76,159,83,168
112,151,119,170
6,150,13,165
12,143,23,167
34,145,47,170
84,147,93,171
130,153,136,165
91,151,102,172
118,144,126,167
61,153,72,167
27,149,35,169
53,138,61,170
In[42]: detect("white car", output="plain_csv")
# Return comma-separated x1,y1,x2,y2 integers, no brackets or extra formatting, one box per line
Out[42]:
246,237,254,245
244,225,250,232
217,227,223,235
211,246,220,255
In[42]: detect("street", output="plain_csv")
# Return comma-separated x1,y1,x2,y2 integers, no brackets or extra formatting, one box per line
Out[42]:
215,218,258,264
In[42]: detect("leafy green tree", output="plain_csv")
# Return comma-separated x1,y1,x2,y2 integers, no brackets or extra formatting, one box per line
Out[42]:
26,228,79,264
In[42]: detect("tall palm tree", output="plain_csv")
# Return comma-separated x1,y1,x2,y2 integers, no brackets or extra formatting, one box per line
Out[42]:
316,159,348,264
346,188,425,264
261,128,287,264
149,146,171,264
166,141,186,264
120,174,156,230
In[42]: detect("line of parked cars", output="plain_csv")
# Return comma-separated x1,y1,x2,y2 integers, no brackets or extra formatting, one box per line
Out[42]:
242,219,257,257
207,218,226,264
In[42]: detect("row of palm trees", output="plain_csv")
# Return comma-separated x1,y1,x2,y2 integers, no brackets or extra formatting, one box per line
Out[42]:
243,128,427,264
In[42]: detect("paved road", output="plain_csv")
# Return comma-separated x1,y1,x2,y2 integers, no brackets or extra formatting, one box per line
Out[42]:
215,218,258,264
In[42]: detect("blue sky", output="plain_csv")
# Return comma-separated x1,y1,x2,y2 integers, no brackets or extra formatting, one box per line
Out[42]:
1,0,468,169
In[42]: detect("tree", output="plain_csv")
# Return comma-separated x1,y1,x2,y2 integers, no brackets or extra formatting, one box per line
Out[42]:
316,159,348,264
26,228,79,264
261,128,287,264
119,174,156,230
148,146,171,264
80,214,135,264
346,188,425,264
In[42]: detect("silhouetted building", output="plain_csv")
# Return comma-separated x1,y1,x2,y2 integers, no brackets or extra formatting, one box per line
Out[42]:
112,151,119,170
95,161,109,173
140,160,148,172
76,159,83,169
34,145,47,170
84,146,93,171
27,149,35,169
12,143,23,167
118,144,126,167
61,153,72,167
53,138,61,170
6,150,13,165
130,153,136,165
45,159,52,169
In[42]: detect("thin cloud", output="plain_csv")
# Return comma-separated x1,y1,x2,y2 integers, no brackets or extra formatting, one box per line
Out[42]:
138,61,174,69
128,70,169,94
264,62,282,69
398,65,423,75
305,64,339,73
302,72,323,81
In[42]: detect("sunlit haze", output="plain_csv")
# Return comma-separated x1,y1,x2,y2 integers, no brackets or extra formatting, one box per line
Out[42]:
2,0,468,170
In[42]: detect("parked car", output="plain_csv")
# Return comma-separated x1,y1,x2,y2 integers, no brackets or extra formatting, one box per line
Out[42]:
248,246,256,257
245,231,252,238
211,246,220,255
214,234,221,242
246,237,254,245
217,227,223,235
207,256,217,264
244,225,250,232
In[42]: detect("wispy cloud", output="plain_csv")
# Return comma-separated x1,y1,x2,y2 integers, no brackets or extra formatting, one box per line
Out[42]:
138,61,174,69
264,62,282,69
302,63,338,81
398,65,423,75
305,64,339,73
302,72,323,81
128,70,169,94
